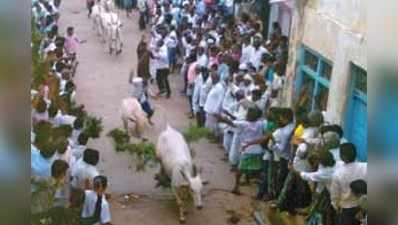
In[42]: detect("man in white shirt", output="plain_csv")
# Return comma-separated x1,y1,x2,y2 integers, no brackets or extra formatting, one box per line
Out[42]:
300,150,336,193
240,36,254,65
72,132,89,161
249,34,268,71
192,67,211,127
330,143,367,225
152,39,171,98
71,148,100,190
204,72,226,135
81,175,113,225
137,0,148,30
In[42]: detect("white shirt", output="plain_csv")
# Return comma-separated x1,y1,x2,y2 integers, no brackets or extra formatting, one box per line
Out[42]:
71,129,83,146
293,143,310,172
272,73,285,90
81,190,111,225
221,89,237,115
240,43,254,64
55,145,74,166
270,123,295,160
330,162,367,209
330,147,342,163
250,46,268,71
72,144,86,161
53,111,76,127
137,0,147,12
153,44,169,69
192,74,210,113
204,82,226,114
71,158,99,189
32,110,49,122
301,165,335,193
292,127,318,169
197,53,209,68
165,34,178,49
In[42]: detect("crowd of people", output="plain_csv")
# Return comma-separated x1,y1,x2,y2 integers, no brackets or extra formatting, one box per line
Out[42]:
31,1,114,224
134,0,368,225
30,0,367,224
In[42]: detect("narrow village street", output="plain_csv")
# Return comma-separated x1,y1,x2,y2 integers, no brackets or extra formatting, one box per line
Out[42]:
31,0,367,224
58,0,261,224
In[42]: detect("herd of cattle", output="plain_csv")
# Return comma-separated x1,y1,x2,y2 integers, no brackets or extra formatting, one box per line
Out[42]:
91,0,123,54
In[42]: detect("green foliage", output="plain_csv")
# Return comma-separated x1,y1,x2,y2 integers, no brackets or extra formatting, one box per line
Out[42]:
83,115,103,139
31,18,46,89
182,124,213,144
125,142,157,171
108,128,158,171
107,128,130,151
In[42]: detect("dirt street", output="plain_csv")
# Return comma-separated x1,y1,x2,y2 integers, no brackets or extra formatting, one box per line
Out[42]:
57,1,262,224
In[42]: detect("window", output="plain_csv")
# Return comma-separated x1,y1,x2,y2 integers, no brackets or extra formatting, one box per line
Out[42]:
304,50,318,72
321,62,333,80
352,64,367,94
295,46,333,114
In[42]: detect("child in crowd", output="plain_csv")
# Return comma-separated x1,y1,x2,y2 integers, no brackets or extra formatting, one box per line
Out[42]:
216,106,265,194
350,179,367,225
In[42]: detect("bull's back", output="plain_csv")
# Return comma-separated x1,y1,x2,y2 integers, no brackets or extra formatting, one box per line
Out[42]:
156,126,192,174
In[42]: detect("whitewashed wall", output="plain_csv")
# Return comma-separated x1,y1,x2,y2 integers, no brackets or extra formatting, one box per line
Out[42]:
284,0,367,124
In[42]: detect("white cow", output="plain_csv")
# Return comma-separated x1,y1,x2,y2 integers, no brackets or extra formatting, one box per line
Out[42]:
107,12,123,54
156,125,204,223
120,97,150,139
91,0,114,44
91,0,104,37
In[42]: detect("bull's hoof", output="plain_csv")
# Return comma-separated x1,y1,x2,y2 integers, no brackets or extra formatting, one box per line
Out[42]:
231,189,241,195
179,217,186,224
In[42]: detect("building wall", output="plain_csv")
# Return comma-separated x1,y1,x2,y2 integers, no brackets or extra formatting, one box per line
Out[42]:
284,0,366,125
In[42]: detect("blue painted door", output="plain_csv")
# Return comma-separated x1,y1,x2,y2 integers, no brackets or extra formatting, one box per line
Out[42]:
345,64,367,161
347,94,367,161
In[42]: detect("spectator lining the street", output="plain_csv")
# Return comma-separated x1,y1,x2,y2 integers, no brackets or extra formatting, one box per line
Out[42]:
330,143,367,225
81,175,113,225
71,148,100,190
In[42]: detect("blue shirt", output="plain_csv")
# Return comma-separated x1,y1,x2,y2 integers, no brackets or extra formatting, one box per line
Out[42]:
218,63,230,82
31,145,54,179
196,1,206,16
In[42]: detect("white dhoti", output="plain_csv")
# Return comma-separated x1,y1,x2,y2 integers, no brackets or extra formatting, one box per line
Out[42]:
223,126,234,154
205,113,219,136
229,131,241,166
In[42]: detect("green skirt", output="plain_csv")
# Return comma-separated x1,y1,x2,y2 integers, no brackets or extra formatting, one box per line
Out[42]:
239,154,263,172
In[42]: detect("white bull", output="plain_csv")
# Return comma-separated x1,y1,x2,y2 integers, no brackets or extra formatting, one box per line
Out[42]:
91,0,104,36
91,0,115,44
156,125,204,223
107,12,123,55
120,97,149,139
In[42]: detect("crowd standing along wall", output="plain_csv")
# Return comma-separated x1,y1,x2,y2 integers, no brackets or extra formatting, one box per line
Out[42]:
283,0,367,160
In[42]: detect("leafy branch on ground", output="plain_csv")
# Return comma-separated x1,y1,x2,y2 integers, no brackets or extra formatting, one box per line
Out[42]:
84,115,103,138
107,128,158,171
182,124,214,144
